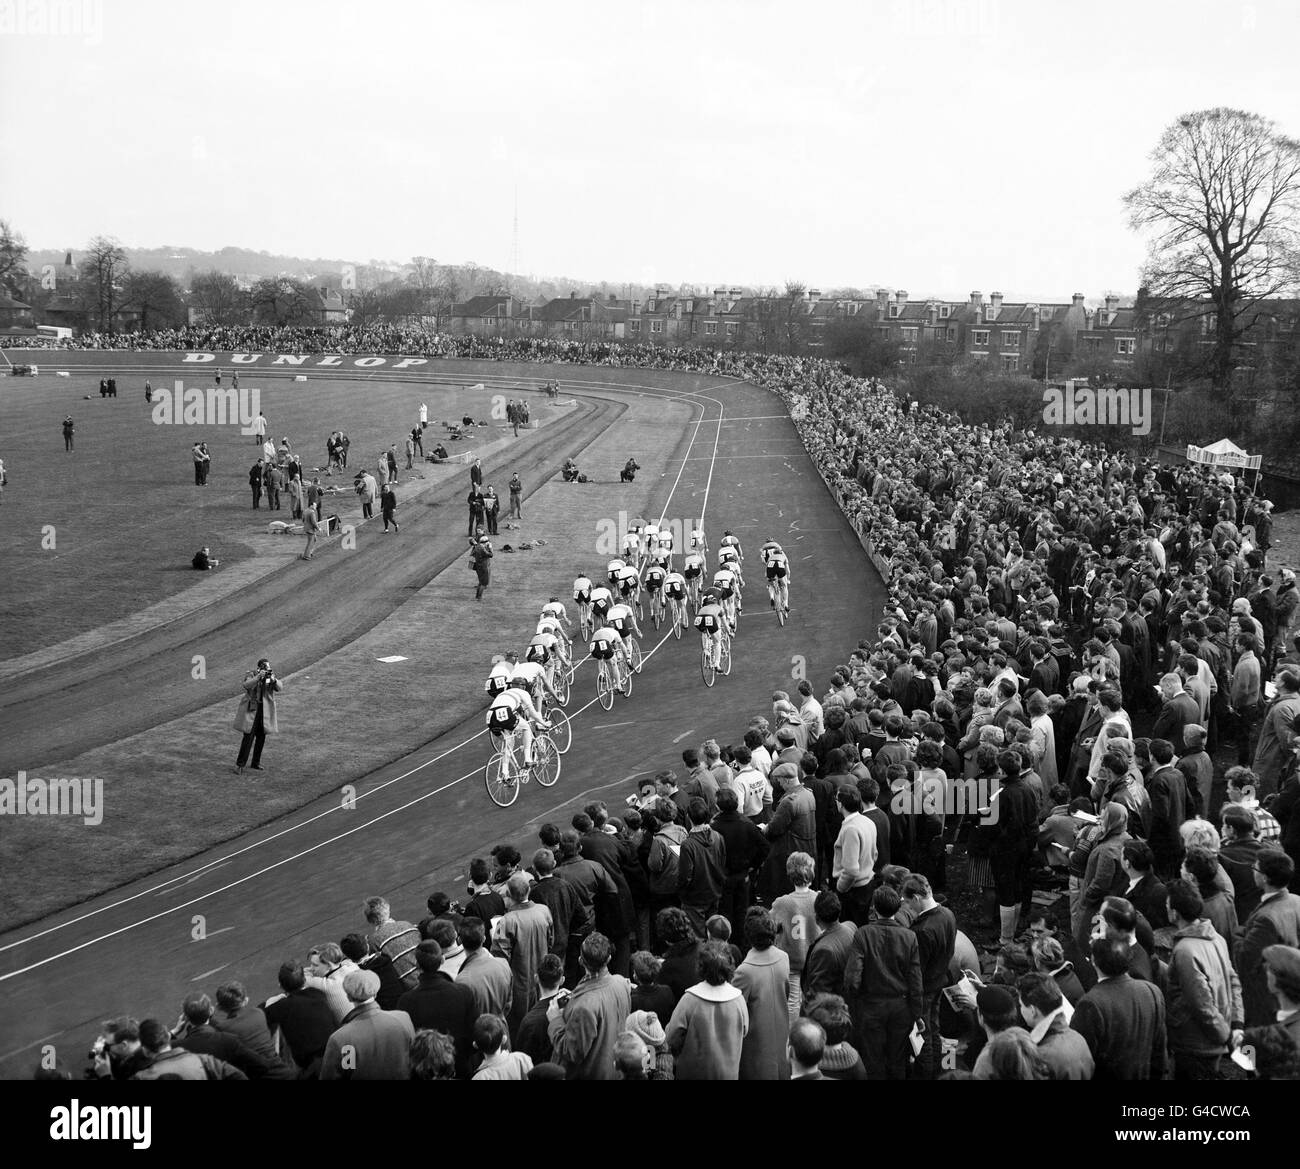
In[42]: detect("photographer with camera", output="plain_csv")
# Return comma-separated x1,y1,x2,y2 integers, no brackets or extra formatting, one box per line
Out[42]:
86,1017,152,1080
234,657,284,775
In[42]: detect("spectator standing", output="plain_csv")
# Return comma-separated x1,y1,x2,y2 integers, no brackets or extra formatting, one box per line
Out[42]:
732,907,791,1080
1069,938,1168,1080
509,472,523,519
455,918,513,1020
493,873,554,1035
233,658,282,775
546,932,632,1080
319,970,415,1080
843,886,923,1080
1238,851,1300,1026
665,941,749,1079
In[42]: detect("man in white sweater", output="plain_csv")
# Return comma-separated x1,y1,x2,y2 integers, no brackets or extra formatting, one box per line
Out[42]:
833,785,878,926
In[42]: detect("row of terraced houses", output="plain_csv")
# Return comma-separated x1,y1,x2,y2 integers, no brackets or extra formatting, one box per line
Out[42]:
447,286,1300,374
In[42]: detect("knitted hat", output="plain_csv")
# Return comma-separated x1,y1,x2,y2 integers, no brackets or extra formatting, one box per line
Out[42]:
625,1009,666,1049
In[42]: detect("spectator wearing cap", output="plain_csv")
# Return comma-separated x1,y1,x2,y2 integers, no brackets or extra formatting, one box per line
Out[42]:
515,952,565,1065
493,871,554,1035
1237,944,1300,1078
625,1008,673,1078
1238,850,1300,1026
843,886,922,1080
1164,878,1242,1079
396,941,478,1078
970,984,1023,1079
471,1013,533,1080
261,962,337,1079
1017,972,1093,1080
320,969,415,1080
1069,937,1168,1080
547,932,632,1080
732,907,791,1080
664,941,748,1079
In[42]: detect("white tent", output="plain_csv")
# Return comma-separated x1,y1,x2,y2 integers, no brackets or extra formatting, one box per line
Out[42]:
1185,437,1262,471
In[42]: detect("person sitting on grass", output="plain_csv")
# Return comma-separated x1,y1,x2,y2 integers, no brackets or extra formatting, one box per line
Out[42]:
192,546,219,570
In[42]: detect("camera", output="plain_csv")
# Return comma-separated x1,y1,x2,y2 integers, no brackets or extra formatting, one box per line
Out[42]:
90,1037,108,1060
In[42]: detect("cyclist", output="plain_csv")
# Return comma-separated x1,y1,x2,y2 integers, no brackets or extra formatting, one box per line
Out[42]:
663,567,688,623
512,654,563,713
628,515,647,552
643,520,661,562
689,525,708,557
760,538,791,613
643,559,667,621
719,529,744,565
486,681,550,768
536,615,571,673
606,557,626,589
616,562,641,607
484,651,517,699
528,627,568,685
607,599,643,669
655,524,674,570
712,563,739,631
589,582,615,627
694,587,727,671
621,527,642,562
719,543,745,589
682,550,706,605
589,621,629,689
540,597,571,635
573,571,594,630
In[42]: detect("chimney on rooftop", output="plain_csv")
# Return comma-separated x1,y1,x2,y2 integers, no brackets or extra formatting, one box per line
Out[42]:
1072,292,1085,307
989,291,1003,320
1030,304,1041,329
1105,294,1119,312
928,302,938,327
896,290,908,312
970,290,983,307
877,288,890,319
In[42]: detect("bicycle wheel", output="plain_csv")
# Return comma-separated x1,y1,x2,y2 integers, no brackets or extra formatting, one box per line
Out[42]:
722,633,732,676
554,667,570,706
548,707,572,754
619,661,633,697
629,637,642,674
777,597,786,627
597,662,614,710
532,735,561,786
701,643,716,686
485,746,520,808
672,601,683,640
635,595,644,622
651,598,662,630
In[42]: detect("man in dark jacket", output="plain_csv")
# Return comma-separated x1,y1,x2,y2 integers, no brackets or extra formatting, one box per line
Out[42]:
1146,739,1189,877
174,993,280,1078
1219,806,1270,920
1238,851,1300,1025
396,941,478,1077
843,885,923,1080
903,872,957,1078
676,798,727,934
1119,840,1168,930
802,891,856,998
711,787,770,940
989,750,1042,945
262,963,337,1078
530,847,584,965
1070,937,1168,1080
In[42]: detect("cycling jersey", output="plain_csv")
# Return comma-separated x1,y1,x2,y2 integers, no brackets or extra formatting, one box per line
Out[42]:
589,626,620,659
512,660,547,688
485,660,514,696
690,529,706,550
713,569,736,597
536,617,562,637
541,601,567,623
760,543,784,566
719,547,740,567
664,572,687,599
608,603,636,636
656,529,674,552
525,637,552,665
644,524,660,545
616,566,640,594
644,566,666,592
573,576,593,603
683,554,705,579
694,604,724,633
487,687,539,733
765,552,789,579
607,559,626,585
622,532,641,557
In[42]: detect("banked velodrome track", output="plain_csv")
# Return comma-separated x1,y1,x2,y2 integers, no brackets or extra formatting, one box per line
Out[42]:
0,353,885,1077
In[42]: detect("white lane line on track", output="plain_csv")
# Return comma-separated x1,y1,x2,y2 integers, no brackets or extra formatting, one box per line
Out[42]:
671,728,696,744
0,375,730,975
191,964,230,982
592,721,634,730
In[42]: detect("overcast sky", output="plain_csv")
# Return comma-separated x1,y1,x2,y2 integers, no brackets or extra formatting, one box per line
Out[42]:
2,0,1297,300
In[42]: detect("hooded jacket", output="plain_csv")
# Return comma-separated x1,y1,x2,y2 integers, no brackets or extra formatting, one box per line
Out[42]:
676,824,727,912
647,823,689,896
1165,918,1243,1056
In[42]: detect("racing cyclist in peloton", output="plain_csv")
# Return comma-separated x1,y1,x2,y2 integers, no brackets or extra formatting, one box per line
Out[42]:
486,680,550,768
759,538,791,615
694,586,727,672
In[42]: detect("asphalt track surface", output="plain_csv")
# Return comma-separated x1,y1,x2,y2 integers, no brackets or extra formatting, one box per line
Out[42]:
0,358,883,1077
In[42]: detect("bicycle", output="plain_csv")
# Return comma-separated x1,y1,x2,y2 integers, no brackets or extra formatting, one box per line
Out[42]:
595,654,632,710
700,625,732,687
626,635,643,675
649,589,665,630
484,724,561,807
538,691,572,754
550,660,570,706
768,578,790,626
577,601,592,642
668,595,686,640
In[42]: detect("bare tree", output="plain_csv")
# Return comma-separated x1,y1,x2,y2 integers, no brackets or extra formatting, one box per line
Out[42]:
83,235,129,332
1124,108,1300,399
189,269,248,326
249,276,318,326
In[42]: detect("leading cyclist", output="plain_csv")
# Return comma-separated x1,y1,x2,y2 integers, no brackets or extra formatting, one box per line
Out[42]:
759,538,791,614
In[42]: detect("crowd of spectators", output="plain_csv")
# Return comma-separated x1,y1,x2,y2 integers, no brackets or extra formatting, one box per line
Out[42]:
27,324,1300,1081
